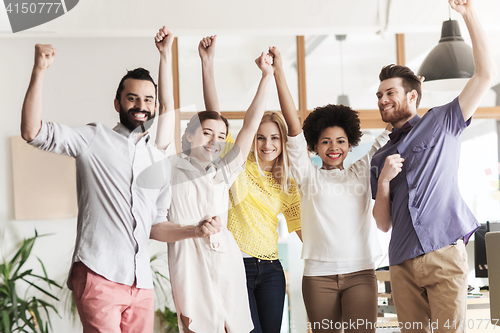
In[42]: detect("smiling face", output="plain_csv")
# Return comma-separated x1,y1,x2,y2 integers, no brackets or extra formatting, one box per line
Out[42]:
315,126,351,170
114,78,157,132
187,119,227,164
376,77,416,129
255,121,282,171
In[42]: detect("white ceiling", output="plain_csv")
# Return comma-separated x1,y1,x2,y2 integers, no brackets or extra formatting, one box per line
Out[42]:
2,0,500,112
2,0,500,37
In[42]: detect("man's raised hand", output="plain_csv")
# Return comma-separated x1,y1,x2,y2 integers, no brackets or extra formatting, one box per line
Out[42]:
449,0,473,16
155,26,174,53
34,44,56,71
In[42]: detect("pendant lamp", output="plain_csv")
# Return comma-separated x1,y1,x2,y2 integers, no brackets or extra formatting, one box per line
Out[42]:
336,34,350,106
417,19,474,84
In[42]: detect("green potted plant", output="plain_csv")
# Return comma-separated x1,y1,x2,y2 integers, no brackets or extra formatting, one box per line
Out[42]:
150,252,178,333
0,230,62,333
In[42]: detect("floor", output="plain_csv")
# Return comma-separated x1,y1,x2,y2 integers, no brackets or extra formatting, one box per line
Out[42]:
374,292,496,333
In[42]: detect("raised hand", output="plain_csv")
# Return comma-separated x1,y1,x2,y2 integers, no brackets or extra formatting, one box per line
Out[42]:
380,154,404,183
449,0,473,16
195,216,222,238
255,52,273,76
34,44,57,71
268,46,283,72
198,35,217,62
155,26,174,53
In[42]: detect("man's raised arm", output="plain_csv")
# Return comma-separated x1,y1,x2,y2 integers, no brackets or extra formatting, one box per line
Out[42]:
451,0,497,121
154,26,176,150
21,44,57,142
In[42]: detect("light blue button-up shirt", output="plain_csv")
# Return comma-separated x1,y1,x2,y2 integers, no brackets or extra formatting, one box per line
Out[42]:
30,121,171,288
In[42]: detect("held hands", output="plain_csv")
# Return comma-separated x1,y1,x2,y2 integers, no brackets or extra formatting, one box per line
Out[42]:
34,44,57,71
155,26,174,53
380,154,404,183
255,52,273,76
268,46,283,73
195,216,222,238
198,35,217,61
449,0,473,16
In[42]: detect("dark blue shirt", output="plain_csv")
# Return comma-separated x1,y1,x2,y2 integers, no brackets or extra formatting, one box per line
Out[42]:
370,97,480,266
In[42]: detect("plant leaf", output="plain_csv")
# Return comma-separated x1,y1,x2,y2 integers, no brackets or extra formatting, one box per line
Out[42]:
11,269,33,281
36,299,60,316
8,280,18,324
10,237,36,277
2,231,65,332
1,309,12,333
25,274,62,289
20,278,60,301
36,258,51,289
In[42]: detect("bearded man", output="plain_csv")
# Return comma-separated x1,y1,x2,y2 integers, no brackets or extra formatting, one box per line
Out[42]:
370,1,496,332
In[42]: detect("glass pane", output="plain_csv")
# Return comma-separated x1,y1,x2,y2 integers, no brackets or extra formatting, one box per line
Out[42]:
459,119,500,222
305,33,397,111
178,36,298,114
344,129,387,167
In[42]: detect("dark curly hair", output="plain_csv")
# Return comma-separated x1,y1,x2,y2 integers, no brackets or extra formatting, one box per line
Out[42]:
302,104,362,152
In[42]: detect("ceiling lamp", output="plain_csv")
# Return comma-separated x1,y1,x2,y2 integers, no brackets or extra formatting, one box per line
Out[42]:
417,18,474,84
336,34,350,106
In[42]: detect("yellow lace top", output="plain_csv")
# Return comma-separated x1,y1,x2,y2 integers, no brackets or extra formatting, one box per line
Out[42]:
228,153,301,260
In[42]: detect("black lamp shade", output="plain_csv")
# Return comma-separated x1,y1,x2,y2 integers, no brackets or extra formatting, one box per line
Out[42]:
418,20,475,82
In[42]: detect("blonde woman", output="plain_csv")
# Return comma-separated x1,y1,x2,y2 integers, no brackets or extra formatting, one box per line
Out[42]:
199,35,302,333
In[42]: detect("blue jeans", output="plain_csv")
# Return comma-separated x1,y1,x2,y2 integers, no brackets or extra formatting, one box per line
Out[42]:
244,257,286,333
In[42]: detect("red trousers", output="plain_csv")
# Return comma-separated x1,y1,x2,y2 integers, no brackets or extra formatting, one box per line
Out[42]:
70,262,154,333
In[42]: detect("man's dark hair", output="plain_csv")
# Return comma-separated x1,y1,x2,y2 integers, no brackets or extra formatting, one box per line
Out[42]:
302,104,362,152
115,68,157,102
379,64,422,108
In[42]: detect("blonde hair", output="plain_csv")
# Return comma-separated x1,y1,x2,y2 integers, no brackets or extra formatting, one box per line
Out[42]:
252,111,291,193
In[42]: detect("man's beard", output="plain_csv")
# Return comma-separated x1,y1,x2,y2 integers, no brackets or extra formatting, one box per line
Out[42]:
119,105,155,133
380,99,413,125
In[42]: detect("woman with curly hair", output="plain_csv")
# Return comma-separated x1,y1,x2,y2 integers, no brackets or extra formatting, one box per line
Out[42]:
198,35,302,333
269,46,391,333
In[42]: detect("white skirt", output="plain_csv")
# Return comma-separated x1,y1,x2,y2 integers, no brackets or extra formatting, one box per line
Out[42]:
168,228,253,333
